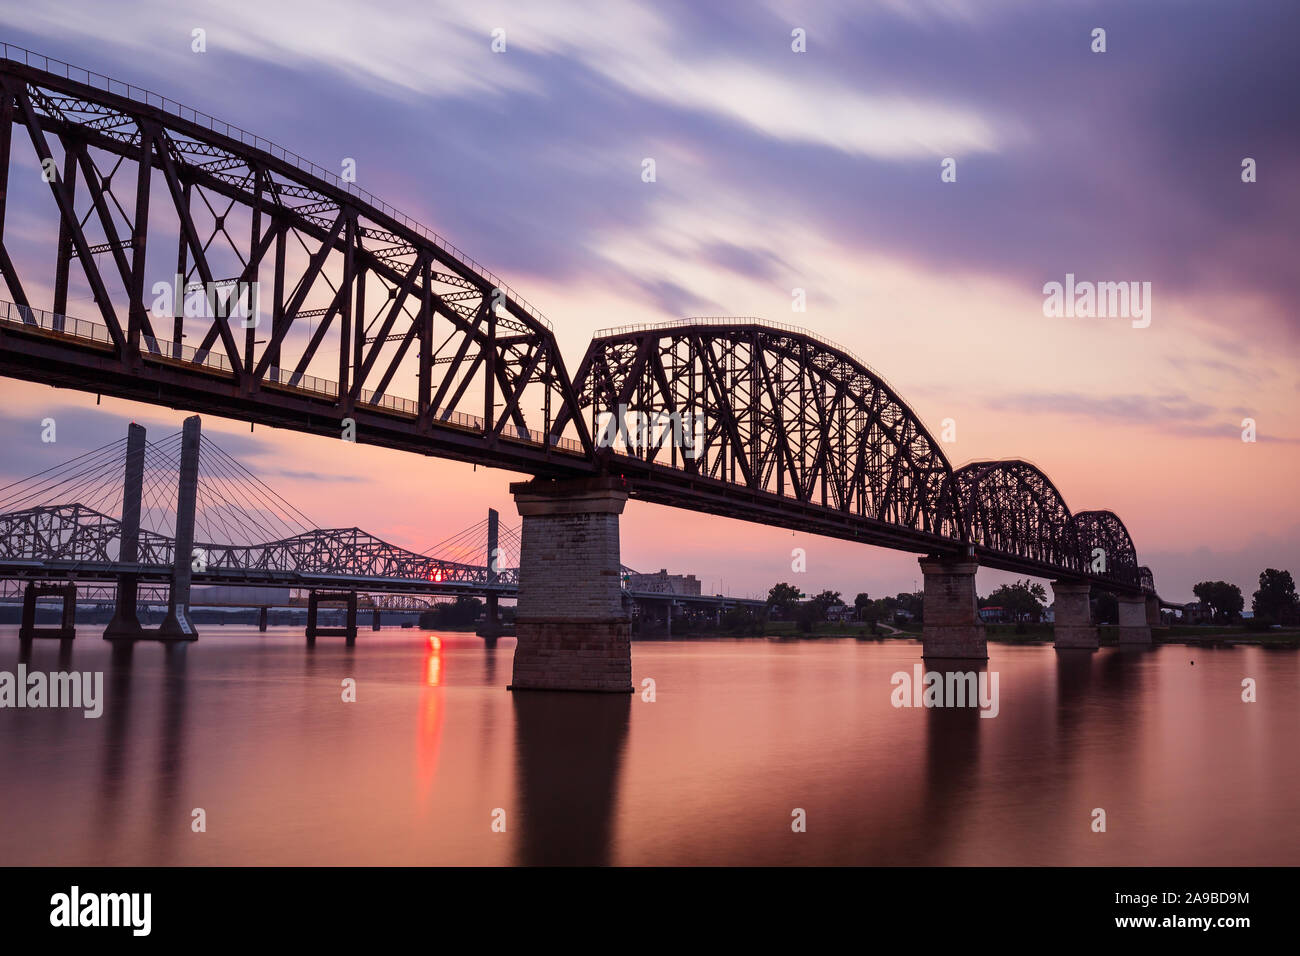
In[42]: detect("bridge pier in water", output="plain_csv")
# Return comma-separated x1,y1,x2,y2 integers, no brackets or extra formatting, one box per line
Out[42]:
477,592,507,639
158,415,200,642
1145,595,1161,627
1051,581,1098,649
19,581,77,640
258,606,269,632
306,590,358,645
918,556,987,660
104,422,146,640
1117,594,1152,644
507,477,634,693
371,608,381,631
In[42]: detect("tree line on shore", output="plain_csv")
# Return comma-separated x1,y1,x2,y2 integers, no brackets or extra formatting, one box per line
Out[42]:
749,567,1300,634
411,568,1300,636
1190,569,1298,626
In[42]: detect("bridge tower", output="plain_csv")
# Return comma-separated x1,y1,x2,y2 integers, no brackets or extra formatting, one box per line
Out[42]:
158,415,200,641
918,553,988,660
477,507,506,639
103,422,147,640
507,477,634,692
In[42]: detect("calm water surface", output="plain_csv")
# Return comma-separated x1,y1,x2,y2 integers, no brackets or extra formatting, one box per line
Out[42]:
1,626,1297,865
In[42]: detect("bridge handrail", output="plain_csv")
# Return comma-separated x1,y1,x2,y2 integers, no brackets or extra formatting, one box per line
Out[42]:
0,41,552,332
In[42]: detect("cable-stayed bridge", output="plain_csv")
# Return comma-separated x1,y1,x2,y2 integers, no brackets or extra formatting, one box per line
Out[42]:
0,419,756,640
0,427,518,592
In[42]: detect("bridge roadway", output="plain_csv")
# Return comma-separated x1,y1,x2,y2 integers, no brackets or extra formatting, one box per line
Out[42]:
0,48,1164,688
0,557,761,609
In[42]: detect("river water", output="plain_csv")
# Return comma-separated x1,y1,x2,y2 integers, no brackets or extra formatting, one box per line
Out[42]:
1,626,1296,865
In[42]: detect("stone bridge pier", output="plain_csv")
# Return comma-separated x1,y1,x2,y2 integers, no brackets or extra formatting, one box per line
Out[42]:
1051,581,1098,649
1145,595,1161,626
1117,594,1152,644
508,477,634,693
918,555,987,660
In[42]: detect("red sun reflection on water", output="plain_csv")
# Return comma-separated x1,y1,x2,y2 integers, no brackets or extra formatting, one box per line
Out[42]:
415,635,445,805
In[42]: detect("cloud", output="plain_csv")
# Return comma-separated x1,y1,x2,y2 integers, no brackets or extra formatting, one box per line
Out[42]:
973,390,1300,444
1,0,1296,602
269,469,370,483
982,391,1216,425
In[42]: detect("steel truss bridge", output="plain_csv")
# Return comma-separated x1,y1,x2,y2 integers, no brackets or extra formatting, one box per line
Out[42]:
0,502,516,595
0,46,1158,600
0,429,750,612
0,426,521,597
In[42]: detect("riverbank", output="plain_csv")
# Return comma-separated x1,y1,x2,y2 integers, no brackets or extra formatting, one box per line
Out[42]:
643,621,1300,647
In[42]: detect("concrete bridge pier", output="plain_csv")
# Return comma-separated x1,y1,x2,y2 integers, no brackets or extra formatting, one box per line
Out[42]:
1051,581,1098,650
104,422,146,640
507,477,634,693
306,590,358,645
159,415,201,641
257,606,268,632
918,555,987,660
19,581,77,640
371,608,381,631
1117,594,1152,644
477,592,506,639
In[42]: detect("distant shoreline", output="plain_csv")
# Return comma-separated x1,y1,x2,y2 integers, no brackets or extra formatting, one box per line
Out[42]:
637,623,1300,648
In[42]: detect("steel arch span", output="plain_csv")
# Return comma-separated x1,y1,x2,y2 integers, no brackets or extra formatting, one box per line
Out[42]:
939,460,1083,577
0,51,592,474
559,320,960,551
1074,510,1141,589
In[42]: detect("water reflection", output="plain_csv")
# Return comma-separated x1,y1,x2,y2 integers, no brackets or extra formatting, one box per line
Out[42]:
154,644,190,862
511,692,630,865
96,640,136,857
415,637,445,801
919,665,984,865
1,629,1297,865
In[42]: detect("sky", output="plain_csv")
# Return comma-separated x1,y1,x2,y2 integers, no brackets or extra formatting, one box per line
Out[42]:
0,0,1297,604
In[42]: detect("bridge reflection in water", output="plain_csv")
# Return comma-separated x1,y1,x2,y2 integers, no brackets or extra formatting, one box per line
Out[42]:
2,629,1297,866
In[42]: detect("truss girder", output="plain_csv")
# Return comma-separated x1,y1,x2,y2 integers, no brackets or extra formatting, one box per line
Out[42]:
0,55,1159,597
0,504,517,586
1073,509,1142,590
569,324,957,537
0,58,592,463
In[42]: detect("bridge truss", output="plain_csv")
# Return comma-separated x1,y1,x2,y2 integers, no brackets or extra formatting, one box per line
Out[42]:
0,49,592,475
0,47,1157,598
0,428,517,594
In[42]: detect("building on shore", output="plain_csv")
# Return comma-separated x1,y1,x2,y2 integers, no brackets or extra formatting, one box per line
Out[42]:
625,568,702,596
978,605,1009,624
